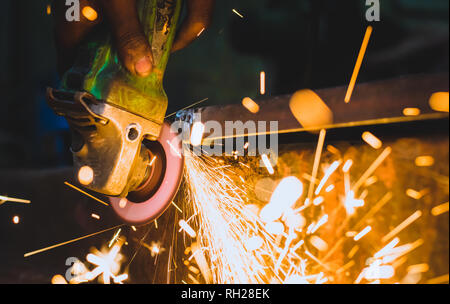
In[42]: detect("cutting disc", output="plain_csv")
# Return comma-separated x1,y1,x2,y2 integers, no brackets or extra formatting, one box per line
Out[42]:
109,122,184,225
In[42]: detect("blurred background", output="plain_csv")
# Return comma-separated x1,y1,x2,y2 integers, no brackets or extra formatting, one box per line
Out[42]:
0,0,448,283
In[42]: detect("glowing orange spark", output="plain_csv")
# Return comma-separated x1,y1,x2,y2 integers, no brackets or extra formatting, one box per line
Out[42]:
345,26,373,103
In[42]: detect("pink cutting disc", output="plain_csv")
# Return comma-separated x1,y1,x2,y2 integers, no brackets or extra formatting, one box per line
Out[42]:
109,122,184,225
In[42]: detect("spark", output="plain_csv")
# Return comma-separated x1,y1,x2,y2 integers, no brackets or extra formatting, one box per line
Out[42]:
342,159,353,173
347,245,359,259
0,195,31,205
46,4,52,15
167,140,182,159
352,147,391,192
91,213,100,220
353,226,372,241
242,97,260,114
315,160,341,195
85,242,126,284
345,26,373,103
362,131,382,149
172,201,183,213
429,92,449,112
431,202,449,216
191,121,205,146
308,129,327,201
108,228,122,248
197,27,205,37
310,236,329,252
24,224,123,257
325,184,335,192
260,71,266,95
261,154,274,175
51,275,67,284
381,211,422,243
165,98,209,118
415,156,435,167
407,263,429,274
12,215,20,224
179,220,196,238
403,108,421,116
232,9,244,18
64,182,109,206
148,156,157,167
406,189,423,200
82,6,98,21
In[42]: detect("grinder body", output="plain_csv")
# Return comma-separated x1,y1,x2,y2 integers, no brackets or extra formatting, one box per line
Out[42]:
47,0,184,224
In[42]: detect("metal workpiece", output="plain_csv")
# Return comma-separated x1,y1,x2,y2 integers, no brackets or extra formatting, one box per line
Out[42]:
199,74,449,141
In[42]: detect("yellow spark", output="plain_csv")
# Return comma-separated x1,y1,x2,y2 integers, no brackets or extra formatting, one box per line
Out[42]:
362,131,382,149
51,275,67,284
310,236,328,252
308,129,327,201
149,156,157,167
315,160,341,195
91,213,100,220
108,228,122,248
197,27,205,37
344,190,365,215
167,140,182,158
325,184,335,192
243,142,250,150
364,175,378,187
310,214,328,234
131,226,137,231
407,264,429,274
313,196,324,206
326,145,340,155
352,147,391,192
85,243,126,284
429,92,449,112
179,220,196,238
232,9,244,18
64,182,109,206
0,195,31,204
82,6,98,21
189,266,200,274
46,4,52,15
353,226,372,241
415,156,435,167
336,260,355,275
191,121,205,146
345,26,373,103
260,176,303,222
261,154,274,175
342,159,353,173
172,201,183,213
382,211,422,243
260,71,266,95
12,215,20,224
242,97,260,114
402,108,421,116
431,202,449,216
24,224,123,257
406,189,423,200
347,245,359,259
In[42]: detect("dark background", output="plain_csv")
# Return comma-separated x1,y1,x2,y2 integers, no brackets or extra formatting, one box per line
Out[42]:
0,0,448,283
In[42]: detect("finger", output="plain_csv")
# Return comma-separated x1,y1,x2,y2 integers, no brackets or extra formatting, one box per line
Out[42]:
172,0,215,53
54,0,102,75
99,0,153,77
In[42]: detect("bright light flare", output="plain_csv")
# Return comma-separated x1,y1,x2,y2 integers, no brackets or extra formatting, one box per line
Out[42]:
242,97,260,114
191,121,205,146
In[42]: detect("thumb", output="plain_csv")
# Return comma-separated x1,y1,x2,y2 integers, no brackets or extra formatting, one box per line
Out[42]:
100,0,153,77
